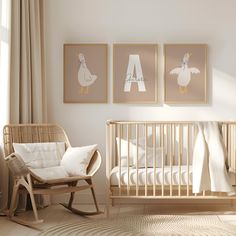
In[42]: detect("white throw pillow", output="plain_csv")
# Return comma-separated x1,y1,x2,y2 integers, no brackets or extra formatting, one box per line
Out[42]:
13,142,65,169
133,146,164,168
116,138,136,166
116,138,163,168
61,144,97,176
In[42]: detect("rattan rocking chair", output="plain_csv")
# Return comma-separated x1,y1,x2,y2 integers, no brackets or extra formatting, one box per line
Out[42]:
3,124,102,226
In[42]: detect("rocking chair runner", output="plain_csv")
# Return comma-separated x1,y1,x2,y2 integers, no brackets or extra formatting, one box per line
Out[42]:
3,124,102,226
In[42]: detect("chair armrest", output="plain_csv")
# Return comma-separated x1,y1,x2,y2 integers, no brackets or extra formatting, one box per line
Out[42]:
87,150,102,176
5,153,29,177
229,167,236,174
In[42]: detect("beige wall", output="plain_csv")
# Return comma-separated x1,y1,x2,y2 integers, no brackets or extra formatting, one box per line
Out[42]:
45,0,236,203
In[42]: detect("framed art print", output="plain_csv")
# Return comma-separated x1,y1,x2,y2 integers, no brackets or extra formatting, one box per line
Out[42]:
164,44,207,104
113,44,158,103
64,44,107,103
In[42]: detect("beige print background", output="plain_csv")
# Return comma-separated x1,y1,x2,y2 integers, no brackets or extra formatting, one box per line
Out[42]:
64,44,107,103
113,44,157,103
165,44,207,103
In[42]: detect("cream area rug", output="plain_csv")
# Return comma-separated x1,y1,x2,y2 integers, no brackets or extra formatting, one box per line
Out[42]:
39,215,236,236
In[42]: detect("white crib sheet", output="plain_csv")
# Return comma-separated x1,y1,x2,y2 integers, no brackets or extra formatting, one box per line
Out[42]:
110,165,193,186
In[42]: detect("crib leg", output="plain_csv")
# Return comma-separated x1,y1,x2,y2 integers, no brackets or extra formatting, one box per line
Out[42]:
230,199,235,210
111,199,115,207
106,202,110,218
106,195,110,218
106,191,111,218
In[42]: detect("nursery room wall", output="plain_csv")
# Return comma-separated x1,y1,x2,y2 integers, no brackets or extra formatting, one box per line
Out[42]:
45,0,236,202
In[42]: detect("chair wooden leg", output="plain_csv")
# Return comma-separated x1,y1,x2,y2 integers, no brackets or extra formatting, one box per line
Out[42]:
8,175,43,226
106,189,110,218
68,192,75,208
61,179,103,216
86,179,99,212
230,199,236,210
26,175,41,222
8,180,20,218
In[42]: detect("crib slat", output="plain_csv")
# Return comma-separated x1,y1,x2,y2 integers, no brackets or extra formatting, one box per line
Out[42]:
234,125,236,182
145,124,148,196
178,124,182,196
127,124,130,196
118,124,122,196
170,124,173,196
187,124,190,197
232,124,233,169
232,124,235,172
161,124,164,196
230,124,232,172
111,125,116,170
106,123,111,216
231,125,234,170
174,124,176,166
153,124,156,196
164,124,169,166
232,125,234,172
223,124,227,152
161,147,165,197
166,125,169,188
234,125,236,172
136,124,139,196
228,125,231,169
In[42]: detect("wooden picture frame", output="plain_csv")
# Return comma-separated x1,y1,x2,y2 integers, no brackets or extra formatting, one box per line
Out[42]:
113,44,158,104
164,44,207,104
64,44,108,103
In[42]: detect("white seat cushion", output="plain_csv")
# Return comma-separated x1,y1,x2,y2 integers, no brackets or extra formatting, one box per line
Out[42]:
13,142,65,169
30,166,69,181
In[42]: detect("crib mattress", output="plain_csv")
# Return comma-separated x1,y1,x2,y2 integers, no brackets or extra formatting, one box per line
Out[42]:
110,165,193,186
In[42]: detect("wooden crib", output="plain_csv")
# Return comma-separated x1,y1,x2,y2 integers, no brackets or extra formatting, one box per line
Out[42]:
106,120,236,214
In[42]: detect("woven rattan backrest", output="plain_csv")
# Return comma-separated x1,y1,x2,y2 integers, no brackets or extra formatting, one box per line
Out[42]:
3,124,71,157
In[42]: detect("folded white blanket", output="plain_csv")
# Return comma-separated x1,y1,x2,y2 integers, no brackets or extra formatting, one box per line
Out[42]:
192,122,234,195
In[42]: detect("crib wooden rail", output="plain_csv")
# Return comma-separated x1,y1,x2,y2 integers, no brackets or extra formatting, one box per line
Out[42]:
106,120,236,213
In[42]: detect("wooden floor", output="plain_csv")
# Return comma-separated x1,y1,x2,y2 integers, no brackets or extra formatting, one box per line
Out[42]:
0,204,236,235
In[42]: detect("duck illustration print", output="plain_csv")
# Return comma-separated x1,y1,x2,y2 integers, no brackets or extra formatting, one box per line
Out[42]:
170,53,200,94
164,44,207,104
64,44,107,103
77,53,97,94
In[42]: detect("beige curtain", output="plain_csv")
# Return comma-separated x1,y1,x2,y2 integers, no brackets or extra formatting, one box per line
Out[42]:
10,0,47,123
2,0,48,211
0,0,11,214
0,149,9,214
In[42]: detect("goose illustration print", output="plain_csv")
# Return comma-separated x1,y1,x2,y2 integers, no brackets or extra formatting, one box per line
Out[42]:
78,53,97,94
170,53,200,94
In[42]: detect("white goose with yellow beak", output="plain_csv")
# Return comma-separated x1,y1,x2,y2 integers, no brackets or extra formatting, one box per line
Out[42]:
170,53,200,94
78,53,97,94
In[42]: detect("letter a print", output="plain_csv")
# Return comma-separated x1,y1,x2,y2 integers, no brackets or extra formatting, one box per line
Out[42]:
124,55,146,92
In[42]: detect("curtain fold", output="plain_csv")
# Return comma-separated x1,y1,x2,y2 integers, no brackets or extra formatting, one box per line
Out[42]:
0,0,11,214
0,0,48,211
10,0,47,124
